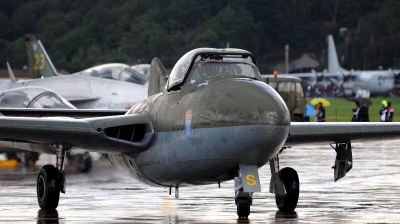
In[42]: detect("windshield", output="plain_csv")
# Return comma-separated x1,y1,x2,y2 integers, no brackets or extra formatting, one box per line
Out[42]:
168,48,258,90
131,64,151,77
278,82,296,93
0,88,76,109
80,63,148,85
119,68,148,85
295,82,304,96
185,61,259,85
29,92,75,108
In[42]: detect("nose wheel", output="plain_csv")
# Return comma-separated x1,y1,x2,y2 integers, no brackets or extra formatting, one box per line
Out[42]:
237,197,251,218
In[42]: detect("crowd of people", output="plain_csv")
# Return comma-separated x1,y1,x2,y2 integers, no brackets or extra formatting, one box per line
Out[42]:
309,99,395,122
351,99,395,122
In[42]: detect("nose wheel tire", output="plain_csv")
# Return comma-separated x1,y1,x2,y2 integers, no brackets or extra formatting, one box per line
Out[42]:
237,198,251,218
37,165,60,209
275,167,299,211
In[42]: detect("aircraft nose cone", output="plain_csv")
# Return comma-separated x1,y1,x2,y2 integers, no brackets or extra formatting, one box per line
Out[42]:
200,78,291,165
201,78,290,126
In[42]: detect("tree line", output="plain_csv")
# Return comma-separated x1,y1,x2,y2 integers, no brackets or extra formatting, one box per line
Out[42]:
0,0,399,73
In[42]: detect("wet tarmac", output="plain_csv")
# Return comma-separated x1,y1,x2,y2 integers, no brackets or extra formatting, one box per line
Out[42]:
1,140,400,223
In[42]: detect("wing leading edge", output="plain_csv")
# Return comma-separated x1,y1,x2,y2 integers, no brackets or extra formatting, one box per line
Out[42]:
286,122,400,146
0,113,155,156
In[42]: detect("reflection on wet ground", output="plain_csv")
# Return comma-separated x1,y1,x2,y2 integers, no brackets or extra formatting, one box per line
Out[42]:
1,140,400,223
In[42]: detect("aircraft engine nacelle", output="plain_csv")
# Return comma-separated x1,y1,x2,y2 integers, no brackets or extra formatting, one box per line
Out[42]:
108,154,163,187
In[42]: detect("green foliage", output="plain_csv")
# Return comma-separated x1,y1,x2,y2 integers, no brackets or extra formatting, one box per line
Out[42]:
0,0,399,72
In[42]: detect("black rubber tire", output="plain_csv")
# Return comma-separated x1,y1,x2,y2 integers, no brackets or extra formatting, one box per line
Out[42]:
37,165,60,209
75,152,92,173
25,152,40,165
237,197,251,218
275,167,299,211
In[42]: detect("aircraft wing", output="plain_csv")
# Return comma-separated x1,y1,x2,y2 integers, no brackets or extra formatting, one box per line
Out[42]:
286,122,400,146
0,114,155,156
0,108,127,118
62,95,100,103
261,73,316,79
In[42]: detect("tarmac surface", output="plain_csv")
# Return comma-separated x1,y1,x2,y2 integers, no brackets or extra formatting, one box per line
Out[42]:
1,140,400,223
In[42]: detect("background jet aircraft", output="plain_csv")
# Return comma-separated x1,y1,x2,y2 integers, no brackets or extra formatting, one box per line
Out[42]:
25,34,149,85
3,34,149,109
0,85,76,165
1,48,400,219
0,84,126,172
266,35,396,97
327,34,395,97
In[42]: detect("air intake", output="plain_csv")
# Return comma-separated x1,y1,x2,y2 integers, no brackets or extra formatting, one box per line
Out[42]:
104,124,148,143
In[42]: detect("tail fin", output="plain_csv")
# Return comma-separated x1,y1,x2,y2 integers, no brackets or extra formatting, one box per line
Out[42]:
6,62,17,82
148,57,168,96
24,34,59,78
327,35,349,74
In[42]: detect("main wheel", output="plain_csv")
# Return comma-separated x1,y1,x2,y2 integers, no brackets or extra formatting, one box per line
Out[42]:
37,165,60,209
237,198,251,218
75,152,92,173
275,167,299,211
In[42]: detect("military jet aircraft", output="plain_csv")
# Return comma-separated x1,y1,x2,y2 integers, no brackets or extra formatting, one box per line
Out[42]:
1,48,400,218
0,34,148,110
25,34,149,85
0,84,126,172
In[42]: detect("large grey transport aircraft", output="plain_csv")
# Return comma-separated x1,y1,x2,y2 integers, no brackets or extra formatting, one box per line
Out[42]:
267,35,396,97
1,48,400,218
326,34,395,97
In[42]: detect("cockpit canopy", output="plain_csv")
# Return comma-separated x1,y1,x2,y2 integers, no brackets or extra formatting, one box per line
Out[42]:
0,87,76,109
80,63,148,85
167,48,260,90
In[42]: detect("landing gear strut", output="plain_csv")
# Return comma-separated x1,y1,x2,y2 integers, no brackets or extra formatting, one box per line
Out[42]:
36,144,68,209
234,164,260,218
269,154,300,211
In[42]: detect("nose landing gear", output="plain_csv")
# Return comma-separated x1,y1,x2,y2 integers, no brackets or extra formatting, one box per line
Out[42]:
234,164,261,218
236,197,251,218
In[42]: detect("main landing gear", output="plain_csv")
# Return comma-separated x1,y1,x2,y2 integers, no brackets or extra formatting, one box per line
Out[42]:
234,160,300,218
37,144,68,209
233,142,353,218
269,154,300,211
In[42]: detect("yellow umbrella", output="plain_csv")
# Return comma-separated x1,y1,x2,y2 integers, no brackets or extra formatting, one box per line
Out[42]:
310,97,331,106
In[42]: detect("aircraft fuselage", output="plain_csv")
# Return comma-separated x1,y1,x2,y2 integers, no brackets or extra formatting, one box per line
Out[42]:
109,76,291,187
0,75,147,109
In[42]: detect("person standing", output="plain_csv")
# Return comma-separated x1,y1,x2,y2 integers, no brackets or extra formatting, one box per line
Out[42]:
386,102,394,122
352,101,360,121
316,102,326,122
380,100,388,122
313,105,320,122
358,103,370,122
